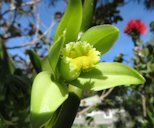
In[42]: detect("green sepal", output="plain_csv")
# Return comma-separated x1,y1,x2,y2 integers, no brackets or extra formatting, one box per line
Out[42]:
71,62,145,91
30,71,68,128
80,0,94,32
54,0,82,44
41,56,52,72
48,33,65,78
80,25,119,54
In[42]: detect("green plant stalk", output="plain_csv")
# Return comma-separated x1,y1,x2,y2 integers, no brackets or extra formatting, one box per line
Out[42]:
46,85,82,128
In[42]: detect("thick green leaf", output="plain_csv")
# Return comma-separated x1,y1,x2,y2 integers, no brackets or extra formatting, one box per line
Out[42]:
26,50,42,73
46,85,82,128
48,34,65,77
54,0,82,44
80,0,94,32
71,62,145,91
30,71,68,128
80,25,119,54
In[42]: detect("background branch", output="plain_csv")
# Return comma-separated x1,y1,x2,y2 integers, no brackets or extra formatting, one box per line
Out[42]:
6,18,56,49
77,88,114,116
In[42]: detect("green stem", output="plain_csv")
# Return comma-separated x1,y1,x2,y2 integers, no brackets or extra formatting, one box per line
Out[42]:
46,85,82,128
132,35,140,47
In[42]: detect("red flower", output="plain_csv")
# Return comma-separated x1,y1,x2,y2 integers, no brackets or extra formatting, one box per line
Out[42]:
124,19,147,35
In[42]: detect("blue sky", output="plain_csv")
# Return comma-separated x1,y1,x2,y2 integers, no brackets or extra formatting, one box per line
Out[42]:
102,1,154,62
7,1,154,63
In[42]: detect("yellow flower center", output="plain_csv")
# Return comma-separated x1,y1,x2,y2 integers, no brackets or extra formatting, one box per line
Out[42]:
60,41,100,80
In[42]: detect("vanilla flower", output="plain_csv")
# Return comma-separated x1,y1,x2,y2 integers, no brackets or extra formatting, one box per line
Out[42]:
60,41,100,80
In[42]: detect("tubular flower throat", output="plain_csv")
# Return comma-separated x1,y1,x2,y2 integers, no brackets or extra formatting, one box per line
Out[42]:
60,41,101,81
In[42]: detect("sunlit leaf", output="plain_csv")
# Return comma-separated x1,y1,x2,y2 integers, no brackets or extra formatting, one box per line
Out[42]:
54,0,82,44
71,62,145,91
46,85,82,128
30,71,68,128
80,25,119,54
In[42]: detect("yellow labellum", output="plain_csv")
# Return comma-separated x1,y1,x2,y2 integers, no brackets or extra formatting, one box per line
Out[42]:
60,41,100,81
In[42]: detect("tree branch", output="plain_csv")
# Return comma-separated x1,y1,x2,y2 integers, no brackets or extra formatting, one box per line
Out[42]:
77,88,114,116
100,88,114,101
6,18,56,49
141,93,147,117
0,0,40,17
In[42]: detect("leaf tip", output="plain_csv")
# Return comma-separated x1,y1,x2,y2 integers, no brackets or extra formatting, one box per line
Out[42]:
139,74,146,84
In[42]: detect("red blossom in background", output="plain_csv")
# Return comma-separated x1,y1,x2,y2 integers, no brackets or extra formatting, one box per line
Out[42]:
124,19,147,35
